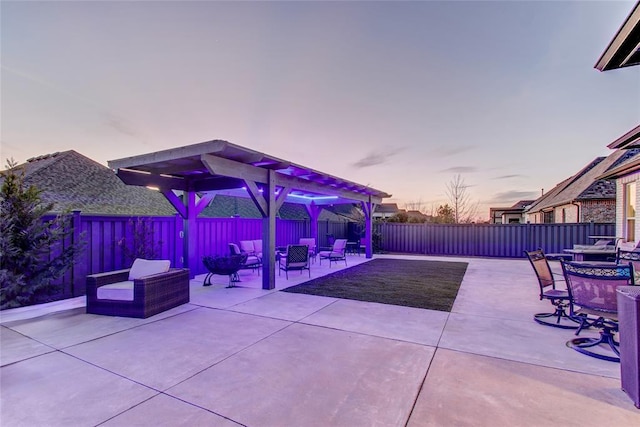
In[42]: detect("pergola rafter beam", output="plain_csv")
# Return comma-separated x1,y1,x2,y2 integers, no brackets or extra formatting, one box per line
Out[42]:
117,169,187,191
201,154,268,183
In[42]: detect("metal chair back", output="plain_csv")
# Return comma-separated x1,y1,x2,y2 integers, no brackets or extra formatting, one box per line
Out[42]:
524,249,556,297
561,261,634,314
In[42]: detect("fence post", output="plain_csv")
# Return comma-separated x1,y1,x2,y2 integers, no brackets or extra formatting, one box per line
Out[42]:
71,210,81,296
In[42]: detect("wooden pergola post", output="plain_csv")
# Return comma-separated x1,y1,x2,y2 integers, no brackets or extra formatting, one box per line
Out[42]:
361,197,376,258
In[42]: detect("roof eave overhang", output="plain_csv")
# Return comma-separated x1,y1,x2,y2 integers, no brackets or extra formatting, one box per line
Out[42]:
595,2,640,71
607,124,640,149
597,157,640,180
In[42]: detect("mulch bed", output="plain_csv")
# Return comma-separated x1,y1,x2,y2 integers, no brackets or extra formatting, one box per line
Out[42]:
281,258,468,311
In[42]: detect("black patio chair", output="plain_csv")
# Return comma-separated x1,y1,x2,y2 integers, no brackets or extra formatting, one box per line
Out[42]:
524,249,579,329
278,244,310,279
560,260,635,362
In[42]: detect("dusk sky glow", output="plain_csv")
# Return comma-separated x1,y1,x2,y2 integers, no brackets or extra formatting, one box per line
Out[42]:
2,1,639,219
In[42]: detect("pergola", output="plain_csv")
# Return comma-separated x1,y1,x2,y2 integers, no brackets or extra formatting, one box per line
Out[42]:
108,140,391,290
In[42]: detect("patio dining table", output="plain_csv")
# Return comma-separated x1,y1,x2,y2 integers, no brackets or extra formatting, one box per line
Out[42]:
563,248,617,262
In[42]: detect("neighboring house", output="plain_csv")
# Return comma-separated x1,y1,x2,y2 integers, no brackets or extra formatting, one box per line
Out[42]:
489,200,535,224
0,150,176,216
593,2,640,243
598,126,640,242
525,149,640,224
373,203,403,220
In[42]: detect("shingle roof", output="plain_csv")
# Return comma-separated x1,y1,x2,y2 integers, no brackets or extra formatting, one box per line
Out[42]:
1,150,176,216
374,203,400,214
527,149,640,213
200,194,309,219
200,194,358,221
511,200,535,209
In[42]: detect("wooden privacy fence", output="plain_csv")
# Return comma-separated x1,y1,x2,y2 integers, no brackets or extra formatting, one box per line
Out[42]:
45,212,181,299
375,222,616,258
44,213,350,299
40,213,615,300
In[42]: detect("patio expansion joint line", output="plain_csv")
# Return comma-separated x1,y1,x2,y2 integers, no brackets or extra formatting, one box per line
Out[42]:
94,391,248,427
160,319,299,392
431,311,452,350
52,344,258,426
0,326,59,367
403,346,440,427
432,346,622,380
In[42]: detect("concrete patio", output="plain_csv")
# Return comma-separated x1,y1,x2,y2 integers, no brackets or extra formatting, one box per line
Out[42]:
1,254,639,426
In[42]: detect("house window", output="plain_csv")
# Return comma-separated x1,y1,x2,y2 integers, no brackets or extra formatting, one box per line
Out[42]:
543,211,554,223
625,182,636,241
561,208,566,223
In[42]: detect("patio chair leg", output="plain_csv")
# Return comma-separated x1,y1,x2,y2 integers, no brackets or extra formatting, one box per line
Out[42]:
533,303,580,329
567,326,620,362
203,273,213,286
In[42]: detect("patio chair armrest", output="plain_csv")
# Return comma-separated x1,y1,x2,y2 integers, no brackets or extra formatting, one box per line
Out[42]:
131,268,190,306
133,269,190,290
87,269,131,289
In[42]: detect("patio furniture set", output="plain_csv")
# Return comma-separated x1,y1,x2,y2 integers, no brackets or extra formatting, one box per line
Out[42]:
524,248,640,363
202,238,349,286
84,238,352,320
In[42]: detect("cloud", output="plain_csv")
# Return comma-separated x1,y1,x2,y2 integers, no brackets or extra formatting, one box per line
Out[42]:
104,114,146,141
351,147,406,169
428,145,476,158
490,190,540,203
439,166,477,173
493,174,525,180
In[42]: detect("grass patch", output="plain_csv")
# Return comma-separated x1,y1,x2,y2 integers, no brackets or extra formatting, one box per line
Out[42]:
282,258,468,311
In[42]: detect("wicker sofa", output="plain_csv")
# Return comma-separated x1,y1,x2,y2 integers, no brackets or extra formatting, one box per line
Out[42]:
86,266,190,319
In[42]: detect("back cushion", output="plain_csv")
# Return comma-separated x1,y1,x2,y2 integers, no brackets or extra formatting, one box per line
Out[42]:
299,238,316,249
252,240,263,254
128,259,171,280
240,241,255,253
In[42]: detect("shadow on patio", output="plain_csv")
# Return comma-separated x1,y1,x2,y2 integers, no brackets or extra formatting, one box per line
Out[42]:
1,254,638,426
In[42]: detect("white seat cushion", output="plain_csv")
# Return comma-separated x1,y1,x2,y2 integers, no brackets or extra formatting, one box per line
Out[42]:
128,259,171,280
97,281,134,301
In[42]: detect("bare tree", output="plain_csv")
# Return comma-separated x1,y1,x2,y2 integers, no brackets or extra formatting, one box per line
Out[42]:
445,174,479,223
403,198,426,212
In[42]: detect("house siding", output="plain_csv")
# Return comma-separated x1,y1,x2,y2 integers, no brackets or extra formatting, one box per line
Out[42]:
580,200,616,223
617,172,640,244
553,204,578,223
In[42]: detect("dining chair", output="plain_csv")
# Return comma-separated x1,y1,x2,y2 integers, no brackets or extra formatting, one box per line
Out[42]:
524,249,579,329
561,260,635,362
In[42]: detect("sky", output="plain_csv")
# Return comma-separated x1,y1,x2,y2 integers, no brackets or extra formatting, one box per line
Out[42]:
1,0,639,220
